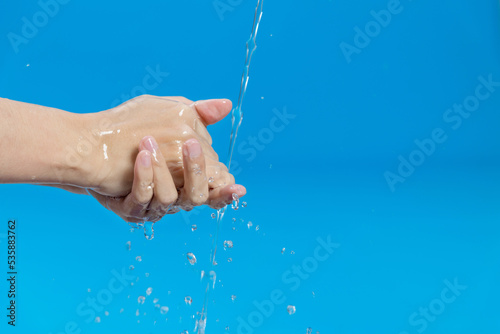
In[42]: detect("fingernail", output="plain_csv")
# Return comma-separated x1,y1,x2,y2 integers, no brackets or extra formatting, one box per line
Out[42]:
141,151,151,167
144,137,159,153
186,139,201,158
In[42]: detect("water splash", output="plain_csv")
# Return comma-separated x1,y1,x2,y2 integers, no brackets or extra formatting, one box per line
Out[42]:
143,221,155,240
231,193,240,210
228,0,265,169
196,2,264,333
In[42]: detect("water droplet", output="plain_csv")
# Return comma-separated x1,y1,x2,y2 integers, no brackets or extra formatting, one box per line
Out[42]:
129,222,144,229
144,221,155,240
231,295,237,302
232,217,236,222
241,201,247,208
231,193,239,210
255,225,260,231
120,308,124,313
225,326,230,331
184,296,192,305
160,306,169,314
306,328,312,334
228,257,232,262
281,247,285,254
208,177,214,183
104,311,109,316
135,309,140,316
232,227,236,231
95,316,101,323
154,303,161,309
145,273,150,277
287,305,296,315
201,270,205,280
210,271,217,289
146,287,153,296
291,250,295,255
312,291,315,297
126,241,131,251
129,265,135,270
187,252,197,265
247,221,253,229
153,298,159,304
211,213,216,219
181,330,189,334
135,256,142,262
87,288,91,292
223,240,233,249
138,296,145,304
191,224,197,231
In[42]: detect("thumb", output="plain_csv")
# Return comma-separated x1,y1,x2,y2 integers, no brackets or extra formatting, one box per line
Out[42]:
193,99,232,125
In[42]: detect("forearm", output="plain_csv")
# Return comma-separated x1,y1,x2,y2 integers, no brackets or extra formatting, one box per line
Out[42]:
0,98,99,188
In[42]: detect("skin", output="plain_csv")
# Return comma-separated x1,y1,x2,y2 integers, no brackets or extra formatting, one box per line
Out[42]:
0,95,246,222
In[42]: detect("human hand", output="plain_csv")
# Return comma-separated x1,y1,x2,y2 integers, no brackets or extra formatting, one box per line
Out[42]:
83,95,245,211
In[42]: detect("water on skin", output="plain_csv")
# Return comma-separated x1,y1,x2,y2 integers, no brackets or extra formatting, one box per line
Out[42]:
196,1,264,332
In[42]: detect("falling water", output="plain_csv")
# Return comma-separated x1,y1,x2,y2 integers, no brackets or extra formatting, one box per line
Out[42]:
196,1,264,333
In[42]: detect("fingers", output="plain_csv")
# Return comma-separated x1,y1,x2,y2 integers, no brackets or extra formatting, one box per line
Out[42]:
178,138,209,210
193,99,232,126
88,150,155,223
206,161,234,189
166,96,194,105
122,149,155,219
207,184,247,209
139,136,179,220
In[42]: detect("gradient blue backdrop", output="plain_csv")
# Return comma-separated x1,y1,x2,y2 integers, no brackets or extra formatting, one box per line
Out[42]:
1,0,499,333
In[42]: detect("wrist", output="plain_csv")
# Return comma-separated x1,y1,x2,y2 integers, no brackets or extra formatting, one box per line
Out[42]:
55,112,105,189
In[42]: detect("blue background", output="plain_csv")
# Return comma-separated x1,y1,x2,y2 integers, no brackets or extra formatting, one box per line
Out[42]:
1,0,500,333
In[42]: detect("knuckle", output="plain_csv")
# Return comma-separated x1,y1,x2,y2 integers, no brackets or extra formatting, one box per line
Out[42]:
159,192,178,208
